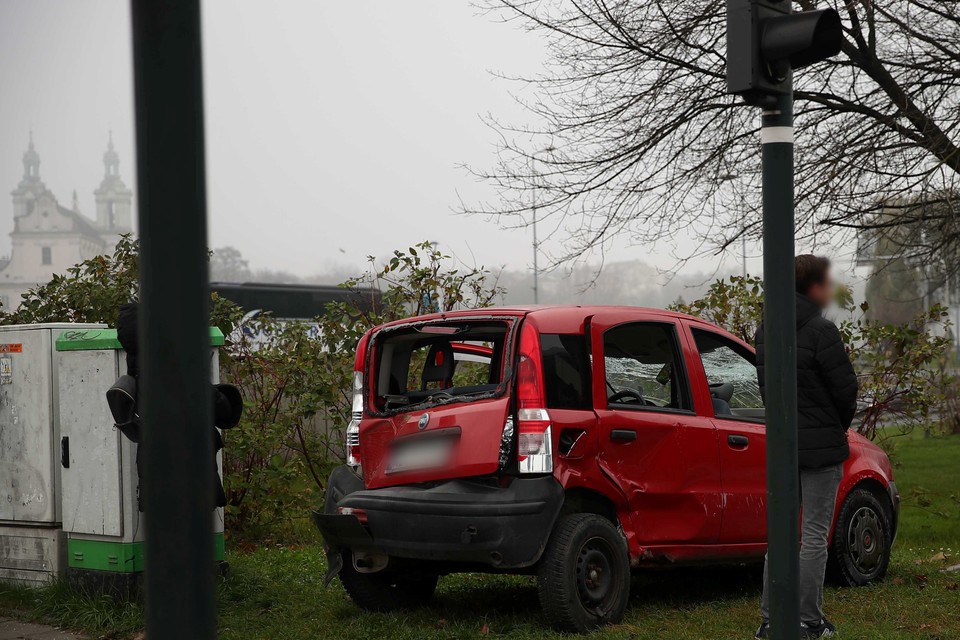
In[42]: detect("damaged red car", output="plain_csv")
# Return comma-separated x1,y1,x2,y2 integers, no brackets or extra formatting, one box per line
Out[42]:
314,306,899,632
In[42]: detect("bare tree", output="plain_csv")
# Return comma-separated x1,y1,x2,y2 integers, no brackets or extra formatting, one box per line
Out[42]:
469,0,960,271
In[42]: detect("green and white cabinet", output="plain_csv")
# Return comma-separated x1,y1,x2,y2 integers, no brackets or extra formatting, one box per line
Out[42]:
55,326,227,593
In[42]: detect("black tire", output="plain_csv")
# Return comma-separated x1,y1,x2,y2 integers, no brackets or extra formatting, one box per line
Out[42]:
338,554,438,612
537,513,631,633
827,487,893,586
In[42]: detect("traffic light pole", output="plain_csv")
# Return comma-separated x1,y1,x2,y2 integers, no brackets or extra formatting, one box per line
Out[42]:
131,1,216,638
761,89,800,640
726,1,841,635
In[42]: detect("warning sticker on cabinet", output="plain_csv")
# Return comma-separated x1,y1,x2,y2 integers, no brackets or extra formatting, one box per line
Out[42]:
0,356,12,384
0,344,23,353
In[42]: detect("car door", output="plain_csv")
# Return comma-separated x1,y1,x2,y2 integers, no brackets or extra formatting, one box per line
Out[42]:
684,323,767,544
591,312,723,545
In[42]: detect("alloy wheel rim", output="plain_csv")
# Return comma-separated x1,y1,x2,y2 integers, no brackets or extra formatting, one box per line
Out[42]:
847,506,884,577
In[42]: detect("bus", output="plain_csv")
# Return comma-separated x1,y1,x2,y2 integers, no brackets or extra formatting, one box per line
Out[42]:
210,282,380,320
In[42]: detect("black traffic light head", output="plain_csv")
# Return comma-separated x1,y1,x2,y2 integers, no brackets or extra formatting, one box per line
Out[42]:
213,383,243,429
106,374,142,443
762,9,842,80
727,0,842,104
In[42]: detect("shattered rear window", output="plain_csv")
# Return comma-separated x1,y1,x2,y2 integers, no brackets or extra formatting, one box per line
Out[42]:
372,320,512,413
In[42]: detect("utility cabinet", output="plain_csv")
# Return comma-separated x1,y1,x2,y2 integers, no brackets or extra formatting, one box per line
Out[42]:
55,327,226,594
0,323,226,591
0,323,104,585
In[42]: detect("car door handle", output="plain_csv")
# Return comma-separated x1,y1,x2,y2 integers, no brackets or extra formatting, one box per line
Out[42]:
727,434,749,448
610,429,637,443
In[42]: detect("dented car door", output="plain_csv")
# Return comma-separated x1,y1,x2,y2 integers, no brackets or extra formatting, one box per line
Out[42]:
590,312,723,545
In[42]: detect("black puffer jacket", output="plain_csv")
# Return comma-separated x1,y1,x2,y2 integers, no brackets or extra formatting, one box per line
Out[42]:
755,293,858,469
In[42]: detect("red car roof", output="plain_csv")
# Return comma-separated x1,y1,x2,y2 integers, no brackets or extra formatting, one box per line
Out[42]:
369,305,754,353
375,305,701,331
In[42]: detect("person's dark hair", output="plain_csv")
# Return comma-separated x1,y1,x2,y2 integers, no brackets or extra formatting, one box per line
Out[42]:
795,255,831,295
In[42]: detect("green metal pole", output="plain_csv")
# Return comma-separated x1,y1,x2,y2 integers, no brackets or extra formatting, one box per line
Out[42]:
130,1,215,638
762,88,800,640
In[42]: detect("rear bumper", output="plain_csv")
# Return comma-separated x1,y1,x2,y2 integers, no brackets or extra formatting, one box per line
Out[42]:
313,466,564,569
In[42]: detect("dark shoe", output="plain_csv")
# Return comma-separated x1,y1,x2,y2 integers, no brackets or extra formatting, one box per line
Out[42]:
754,622,770,639
801,619,837,638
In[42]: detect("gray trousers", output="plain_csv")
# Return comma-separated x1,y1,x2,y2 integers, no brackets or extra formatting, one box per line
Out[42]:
762,463,843,625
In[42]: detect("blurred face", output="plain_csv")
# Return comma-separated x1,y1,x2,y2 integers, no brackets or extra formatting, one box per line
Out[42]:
806,270,835,309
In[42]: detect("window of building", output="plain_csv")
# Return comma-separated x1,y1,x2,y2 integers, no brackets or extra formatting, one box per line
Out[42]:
41,247,52,265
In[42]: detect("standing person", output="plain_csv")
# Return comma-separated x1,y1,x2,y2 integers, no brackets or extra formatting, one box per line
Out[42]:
754,255,858,639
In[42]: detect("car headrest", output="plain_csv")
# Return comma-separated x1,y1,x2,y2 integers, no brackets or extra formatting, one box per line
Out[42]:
421,342,455,389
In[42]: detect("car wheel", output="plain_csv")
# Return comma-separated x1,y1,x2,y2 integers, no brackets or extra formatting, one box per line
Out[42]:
828,487,892,586
537,513,631,632
338,553,438,612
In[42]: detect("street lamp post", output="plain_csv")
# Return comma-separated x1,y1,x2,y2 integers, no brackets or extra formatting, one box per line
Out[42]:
532,195,539,305
531,146,555,304
718,172,749,277
742,235,748,278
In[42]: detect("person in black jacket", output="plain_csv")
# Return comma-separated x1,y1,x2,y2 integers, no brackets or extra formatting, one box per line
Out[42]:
754,256,858,640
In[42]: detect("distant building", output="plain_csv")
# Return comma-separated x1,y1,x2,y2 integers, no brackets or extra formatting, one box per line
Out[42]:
0,133,132,309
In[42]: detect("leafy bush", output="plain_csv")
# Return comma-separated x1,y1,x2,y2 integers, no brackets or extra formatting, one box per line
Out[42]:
0,235,238,330
671,275,764,344
838,305,954,440
671,276,955,442
0,235,140,324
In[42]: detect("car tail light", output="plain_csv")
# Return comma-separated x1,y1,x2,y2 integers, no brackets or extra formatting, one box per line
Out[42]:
345,371,364,467
515,322,553,474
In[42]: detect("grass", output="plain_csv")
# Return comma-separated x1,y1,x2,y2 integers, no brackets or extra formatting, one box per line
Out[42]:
1,434,958,639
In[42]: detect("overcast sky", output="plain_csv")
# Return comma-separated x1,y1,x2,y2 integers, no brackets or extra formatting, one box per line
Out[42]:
0,0,766,280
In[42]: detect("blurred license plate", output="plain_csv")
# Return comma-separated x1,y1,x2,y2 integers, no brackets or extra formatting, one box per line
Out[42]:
387,437,453,473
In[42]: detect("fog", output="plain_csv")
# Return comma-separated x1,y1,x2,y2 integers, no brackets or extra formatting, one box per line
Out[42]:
1,0,838,300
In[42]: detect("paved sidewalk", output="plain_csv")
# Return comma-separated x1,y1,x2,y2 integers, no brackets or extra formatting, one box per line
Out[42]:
0,618,83,640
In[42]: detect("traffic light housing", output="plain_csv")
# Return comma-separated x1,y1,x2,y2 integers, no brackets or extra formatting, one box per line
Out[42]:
726,0,842,104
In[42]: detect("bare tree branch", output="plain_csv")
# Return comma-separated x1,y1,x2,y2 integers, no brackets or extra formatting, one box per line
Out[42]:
466,0,960,273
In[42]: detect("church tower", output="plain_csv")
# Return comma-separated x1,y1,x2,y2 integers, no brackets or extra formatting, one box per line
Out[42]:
10,132,47,218
93,132,133,244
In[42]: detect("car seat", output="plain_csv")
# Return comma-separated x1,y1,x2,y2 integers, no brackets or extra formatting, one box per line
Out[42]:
422,342,455,389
